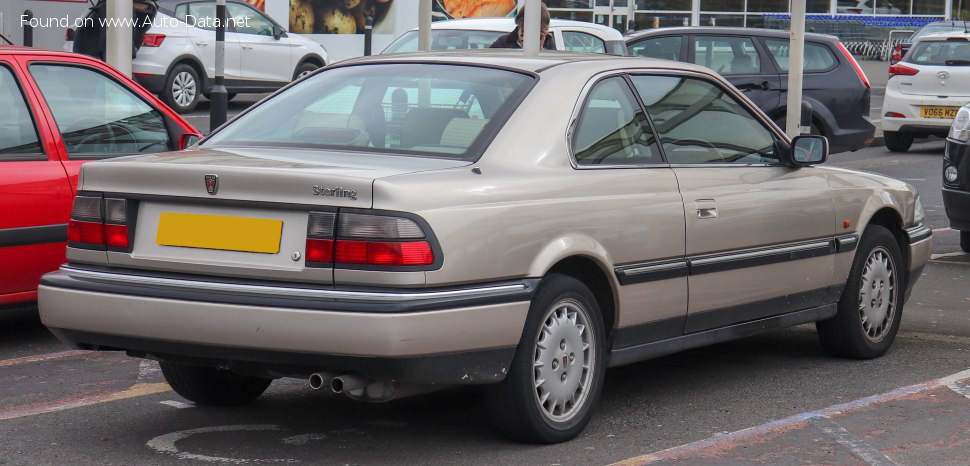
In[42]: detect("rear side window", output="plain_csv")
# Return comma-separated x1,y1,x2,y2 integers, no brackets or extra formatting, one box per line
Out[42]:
30,64,171,158
906,40,970,66
764,39,837,72
0,65,43,158
693,36,761,75
628,36,682,61
630,75,779,165
562,31,606,54
571,77,662,166
202,64,534,160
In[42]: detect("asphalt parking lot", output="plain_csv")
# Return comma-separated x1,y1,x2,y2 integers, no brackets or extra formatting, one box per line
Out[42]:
1,140,967,465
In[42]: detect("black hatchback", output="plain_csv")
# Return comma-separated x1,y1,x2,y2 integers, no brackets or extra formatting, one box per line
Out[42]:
626,27,874,154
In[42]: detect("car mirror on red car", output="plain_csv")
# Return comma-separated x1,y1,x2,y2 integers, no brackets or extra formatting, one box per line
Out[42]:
179,132,202,150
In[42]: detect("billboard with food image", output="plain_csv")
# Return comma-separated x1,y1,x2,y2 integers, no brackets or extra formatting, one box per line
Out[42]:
246,0,265,11
290,0,393,34
434,0,517,19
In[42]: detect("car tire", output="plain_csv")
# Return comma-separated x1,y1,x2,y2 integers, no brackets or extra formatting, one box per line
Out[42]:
160,361,272,406
817,225,904,359
884,131,913,153
961,231,970,253
162,64,201,114
485,274,606,443
293,62,319,81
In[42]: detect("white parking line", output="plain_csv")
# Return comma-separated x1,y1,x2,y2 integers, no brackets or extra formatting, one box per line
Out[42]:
0,350,90,368
160,400,193,409
807,417,898,466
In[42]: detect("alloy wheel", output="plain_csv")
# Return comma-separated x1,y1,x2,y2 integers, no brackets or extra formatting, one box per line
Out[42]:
858,246,897,342
532,298,595,423
172,71,197,107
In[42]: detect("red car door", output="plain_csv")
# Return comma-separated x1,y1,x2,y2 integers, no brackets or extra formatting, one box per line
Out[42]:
0,56,73,306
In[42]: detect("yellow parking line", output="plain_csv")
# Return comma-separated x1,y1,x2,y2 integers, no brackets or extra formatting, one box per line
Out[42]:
0,383,170,422
0,350,90,368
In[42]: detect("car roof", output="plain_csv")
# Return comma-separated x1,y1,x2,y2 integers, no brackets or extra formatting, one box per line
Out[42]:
914,31,970,42
336,49,713,75
0,46,99,59
625,26,836,43
404,18,624,40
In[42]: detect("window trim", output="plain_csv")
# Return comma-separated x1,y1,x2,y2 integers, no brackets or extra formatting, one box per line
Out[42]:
26,61,175,160
0,61,48,162
624,70,789,167
566,71,669,170
761,38,839,75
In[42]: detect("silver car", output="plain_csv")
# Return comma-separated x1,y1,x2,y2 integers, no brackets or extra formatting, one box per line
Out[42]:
39,51,932,443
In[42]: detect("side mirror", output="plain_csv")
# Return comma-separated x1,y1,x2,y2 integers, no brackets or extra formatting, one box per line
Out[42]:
179,132,202,150
790,135,828,166
273,26,285,40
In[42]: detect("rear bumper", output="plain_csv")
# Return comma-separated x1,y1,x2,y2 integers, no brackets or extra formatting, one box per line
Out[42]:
881,89,965,134
39,265,535,384
904,224,933,302
133,74,166,94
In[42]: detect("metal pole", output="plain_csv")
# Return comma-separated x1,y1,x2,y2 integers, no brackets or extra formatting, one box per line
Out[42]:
419,0,432,51
523,0,540,56
210,0,228,130
22,10,32,47
786,0,806,138
691,0,700,26
364,16,373,56
106,0,133,76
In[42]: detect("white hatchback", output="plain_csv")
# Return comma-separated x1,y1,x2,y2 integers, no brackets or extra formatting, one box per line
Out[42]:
382,18,626,55
68,0,328,114
882,32,970,152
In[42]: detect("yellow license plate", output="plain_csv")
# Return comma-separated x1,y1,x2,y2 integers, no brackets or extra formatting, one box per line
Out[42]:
156,213,282,254
919,106,959,119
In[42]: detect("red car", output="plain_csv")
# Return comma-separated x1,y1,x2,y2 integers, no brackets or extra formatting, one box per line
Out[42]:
0,46,199,308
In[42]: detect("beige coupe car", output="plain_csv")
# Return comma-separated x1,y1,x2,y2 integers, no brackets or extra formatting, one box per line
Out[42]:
39,51,932,443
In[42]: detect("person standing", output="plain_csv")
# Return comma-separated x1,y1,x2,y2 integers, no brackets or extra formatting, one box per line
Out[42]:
489,3,555,50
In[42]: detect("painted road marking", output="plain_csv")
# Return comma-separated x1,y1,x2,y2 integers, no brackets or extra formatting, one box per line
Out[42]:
0,350,90,368
807,417,898,466
146,424,298,464
613,368,970,466
160,400,193,409
0,383,170,422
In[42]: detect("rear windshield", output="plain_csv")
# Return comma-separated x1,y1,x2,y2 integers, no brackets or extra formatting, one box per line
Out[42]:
383,30,507,54
202,64,534,160
905,40,970,66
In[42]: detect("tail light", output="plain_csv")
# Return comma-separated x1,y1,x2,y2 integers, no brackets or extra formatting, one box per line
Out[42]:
837,41,871,90
141,34,166,47
305,211,435,268
889,64,919,79
891,44,902,62
67,195,131,251
885,112,906,118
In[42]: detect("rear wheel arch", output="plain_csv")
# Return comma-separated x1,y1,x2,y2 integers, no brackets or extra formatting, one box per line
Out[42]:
166,56,207,91
544,256,618,343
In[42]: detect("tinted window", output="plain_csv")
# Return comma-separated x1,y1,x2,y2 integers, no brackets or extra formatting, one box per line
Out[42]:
630,75,779,164
227,3,274,36
629,36,682,61
562,31,606,54
764,39,836,71
572,77,662,166
693,36,761,75
30,65,170,157
203,64,534,159
383,30,507,54
0,66,43,158
906,40,970,66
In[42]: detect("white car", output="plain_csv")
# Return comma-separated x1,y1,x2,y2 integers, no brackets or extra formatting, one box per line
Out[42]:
836,0,903,15
382,18,626,55
67,0,328,114
882,32,970,152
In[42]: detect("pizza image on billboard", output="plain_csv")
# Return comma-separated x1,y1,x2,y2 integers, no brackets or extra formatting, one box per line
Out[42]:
289,0,393,34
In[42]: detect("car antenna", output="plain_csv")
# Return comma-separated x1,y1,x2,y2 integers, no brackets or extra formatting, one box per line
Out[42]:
0,33,13,46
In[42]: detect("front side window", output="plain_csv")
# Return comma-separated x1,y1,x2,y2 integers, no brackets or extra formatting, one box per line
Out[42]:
906,40,970,66
0,65,43,158
693,36,761,75
572,77,661,166
629,36,682,61
30,65,170,157
562,31,606,54
202,64,534,160
764,39,837,72
630,75,779,165
186,2,218,31
226,3,274,36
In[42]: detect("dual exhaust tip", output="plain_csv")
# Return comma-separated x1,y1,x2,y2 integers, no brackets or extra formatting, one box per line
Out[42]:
308,372,367,394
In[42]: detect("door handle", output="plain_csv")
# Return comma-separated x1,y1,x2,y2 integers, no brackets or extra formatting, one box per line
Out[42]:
242,44,254,50
195,41,208,46
696,199,718,219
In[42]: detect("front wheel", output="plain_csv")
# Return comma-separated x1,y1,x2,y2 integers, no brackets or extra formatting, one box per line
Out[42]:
884,131,913,153
293,62,319,81
485,274,606,443
160,361,272,406
817,225,904,359
161,64,201,114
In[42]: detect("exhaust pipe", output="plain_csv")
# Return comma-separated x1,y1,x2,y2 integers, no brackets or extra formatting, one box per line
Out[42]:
308,372,335,391
330,374,369,394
